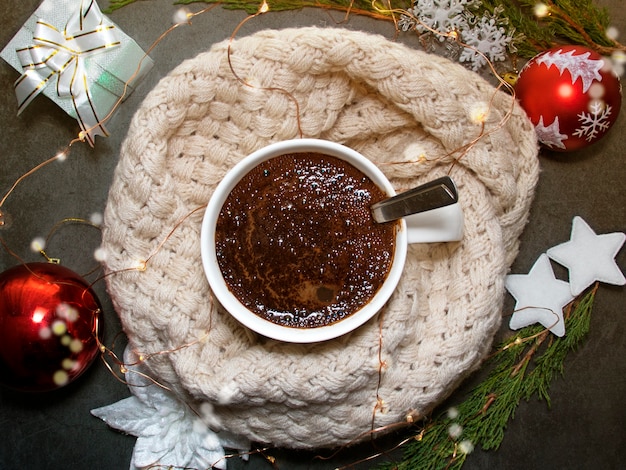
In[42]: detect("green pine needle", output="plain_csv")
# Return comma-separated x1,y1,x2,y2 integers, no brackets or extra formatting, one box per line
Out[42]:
376,284,597,470
105,0,625,57
105,0,410,17
105,0,142,12
479,0,620,57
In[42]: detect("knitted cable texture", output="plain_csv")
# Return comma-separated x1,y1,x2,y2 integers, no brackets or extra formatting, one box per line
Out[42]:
102,27,539,449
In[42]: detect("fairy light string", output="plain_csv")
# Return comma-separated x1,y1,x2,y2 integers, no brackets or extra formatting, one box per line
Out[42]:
0,2,599,468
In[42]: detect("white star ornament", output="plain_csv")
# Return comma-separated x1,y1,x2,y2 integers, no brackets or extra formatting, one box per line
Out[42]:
506,254,575,337
547,216,625,296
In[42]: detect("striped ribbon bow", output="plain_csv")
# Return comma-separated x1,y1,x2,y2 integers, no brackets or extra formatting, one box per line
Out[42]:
14,0,120,146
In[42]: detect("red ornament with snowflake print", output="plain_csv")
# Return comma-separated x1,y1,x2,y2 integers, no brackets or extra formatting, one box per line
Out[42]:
515,45,622,152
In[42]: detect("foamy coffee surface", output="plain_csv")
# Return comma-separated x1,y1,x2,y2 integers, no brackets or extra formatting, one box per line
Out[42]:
215,152,398,328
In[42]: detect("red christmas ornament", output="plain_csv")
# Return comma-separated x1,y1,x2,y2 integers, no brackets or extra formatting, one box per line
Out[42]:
515,45,622,152
0,262,102,392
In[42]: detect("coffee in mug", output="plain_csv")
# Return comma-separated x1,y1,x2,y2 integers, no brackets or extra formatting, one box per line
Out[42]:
202,139,463,343
215,152,399,328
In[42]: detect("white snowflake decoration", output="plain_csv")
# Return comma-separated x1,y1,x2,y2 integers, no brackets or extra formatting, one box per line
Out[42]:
399,0,479,37
573,101,613,141
91,346,249,470
459,15,515,71
398,0,516,70
535,49,604,93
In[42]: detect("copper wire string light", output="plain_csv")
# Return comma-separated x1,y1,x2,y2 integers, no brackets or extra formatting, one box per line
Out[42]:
0,2,561,467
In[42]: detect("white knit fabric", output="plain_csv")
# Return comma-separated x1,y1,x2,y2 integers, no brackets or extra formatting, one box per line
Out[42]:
102,27,539,449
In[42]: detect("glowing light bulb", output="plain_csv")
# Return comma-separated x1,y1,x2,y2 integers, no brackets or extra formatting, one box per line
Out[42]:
588,83,605,99
52,320,67,336
39,327,52,339
0,209,12,229
90,212,103,226
459,439,475,454
469,102,490,124
611,51,626,76
259,0,270,13
534,3,550,18
69,338,84,353
53,370,69,386
30,236,46,253
57,303,79,322
447,407,460,419
403,143,427,163
173,7,192,25
448,423,463,439
94,247,107,262
135,260,148,271
606,26,619,41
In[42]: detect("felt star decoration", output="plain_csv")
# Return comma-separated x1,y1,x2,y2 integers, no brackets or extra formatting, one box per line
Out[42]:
547,216,626,296
91,346,249,470
505,254,575,337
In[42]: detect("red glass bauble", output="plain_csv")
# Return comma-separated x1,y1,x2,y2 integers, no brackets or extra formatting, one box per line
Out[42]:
515,45,622,152
0,262,102,392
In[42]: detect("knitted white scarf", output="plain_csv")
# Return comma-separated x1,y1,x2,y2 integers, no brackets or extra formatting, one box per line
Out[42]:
102,27,539,449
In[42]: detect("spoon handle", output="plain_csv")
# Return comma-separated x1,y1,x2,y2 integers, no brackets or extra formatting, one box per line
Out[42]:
371,176,458,223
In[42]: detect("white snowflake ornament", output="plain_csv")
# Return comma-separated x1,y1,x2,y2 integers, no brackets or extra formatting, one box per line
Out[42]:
547,216,625,296
91,346,249,470
573,101,614,142
399,0,478,37
506,254,575,337
398,1,517,71
459,14,515,71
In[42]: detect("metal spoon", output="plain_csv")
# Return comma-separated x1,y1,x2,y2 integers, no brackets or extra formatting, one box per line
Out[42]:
370,176,458,223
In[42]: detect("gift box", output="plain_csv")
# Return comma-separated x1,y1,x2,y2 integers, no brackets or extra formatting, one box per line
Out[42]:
1,0,153,146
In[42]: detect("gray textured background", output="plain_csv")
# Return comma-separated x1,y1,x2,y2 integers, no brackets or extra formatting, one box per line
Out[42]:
1,0,624,468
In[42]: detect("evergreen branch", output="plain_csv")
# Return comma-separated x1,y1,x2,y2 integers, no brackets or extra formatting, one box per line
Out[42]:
105,0,409,18
376,284,597,470
105,0,625,58
105,0,146,12
480,0,624,56
175,0,406,20
538,0,617,53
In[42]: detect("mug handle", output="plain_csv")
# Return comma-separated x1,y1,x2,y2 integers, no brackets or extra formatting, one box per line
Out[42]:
404,202,464,244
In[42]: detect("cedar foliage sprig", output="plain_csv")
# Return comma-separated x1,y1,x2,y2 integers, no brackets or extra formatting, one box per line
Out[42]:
105,0,409,19
104,0,625,58
376,284,597,470
479,0,622,57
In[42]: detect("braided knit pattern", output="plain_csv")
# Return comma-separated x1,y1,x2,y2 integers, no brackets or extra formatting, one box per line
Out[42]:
102,28,539,449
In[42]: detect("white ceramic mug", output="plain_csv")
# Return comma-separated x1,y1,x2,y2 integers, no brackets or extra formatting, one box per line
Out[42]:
200,139,464,343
